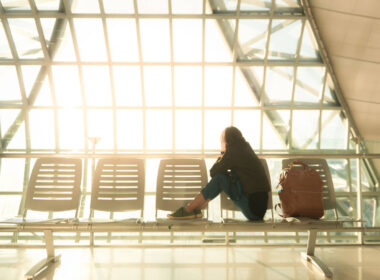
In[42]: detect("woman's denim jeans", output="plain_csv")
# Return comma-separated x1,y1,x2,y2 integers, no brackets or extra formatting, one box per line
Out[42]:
200,173,260,221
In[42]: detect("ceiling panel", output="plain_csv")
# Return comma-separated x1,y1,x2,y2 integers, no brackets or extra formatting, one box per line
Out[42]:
310,0,380,140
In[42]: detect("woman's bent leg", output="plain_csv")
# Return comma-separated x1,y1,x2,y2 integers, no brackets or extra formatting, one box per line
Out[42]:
168,174,229,219
185,193,209,212
185,174,230,212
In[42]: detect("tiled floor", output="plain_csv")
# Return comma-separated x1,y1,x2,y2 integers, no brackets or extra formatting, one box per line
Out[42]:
1,246,380,280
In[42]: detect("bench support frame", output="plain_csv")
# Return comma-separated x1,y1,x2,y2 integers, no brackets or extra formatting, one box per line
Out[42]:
302,229,333,278
24,230,61,280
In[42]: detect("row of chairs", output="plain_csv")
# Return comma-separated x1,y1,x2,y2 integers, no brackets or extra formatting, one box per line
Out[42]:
23,157,337,221
8,157,340,280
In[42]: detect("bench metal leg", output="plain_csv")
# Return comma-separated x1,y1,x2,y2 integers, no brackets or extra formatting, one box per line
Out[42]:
302,230,333,279
90,231,94,246
24,230,61,280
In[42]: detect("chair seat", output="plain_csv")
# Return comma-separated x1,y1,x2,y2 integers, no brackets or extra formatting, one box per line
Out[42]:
155,218,212,225
0,217,76,224
80,218,142,224
279,217,343,225
221,218,270,224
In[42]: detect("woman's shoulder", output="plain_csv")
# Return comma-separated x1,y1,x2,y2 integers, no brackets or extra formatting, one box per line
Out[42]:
228,142,256,159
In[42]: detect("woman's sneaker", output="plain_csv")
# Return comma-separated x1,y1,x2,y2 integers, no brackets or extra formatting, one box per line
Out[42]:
167,207,201,220
194,209,203,218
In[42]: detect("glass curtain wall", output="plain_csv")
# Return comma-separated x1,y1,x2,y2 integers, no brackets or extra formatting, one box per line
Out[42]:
0,0,379,244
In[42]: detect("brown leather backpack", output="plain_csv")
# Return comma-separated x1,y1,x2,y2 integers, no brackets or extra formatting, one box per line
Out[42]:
275,160,324,219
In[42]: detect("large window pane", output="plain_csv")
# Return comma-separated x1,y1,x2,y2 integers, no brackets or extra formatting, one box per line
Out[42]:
211,0,237,12
74,19,107,61
0,159,25,191
265,67,293,105
140,19,170,62
58,109,84,150
117,110,143,150
113,66,142,106
172,0,203,14
321,111,347,149
21,65,41,97
52,66,82,106
0,66,21,102
6,122,26,150
87,109,114,150
292,110,319,149
82,66,112,106
276,0,300,8
0,196,21,218
146,110,172,149
0,22,12,58
34,77,53,106
144,66,171,106
240,0,271,11
40,18,56,45
205,66,233,106
29,109,55,150
205,19,234,62
103,0,134,13
300,21,319,60
174,66,201,106
234,67,262,106
237,20,269,60
268,20,301,60
233,110,260,149
35,0,60,10
205,110,231,150
262,110,289,150
138,0,168,14
8,18,43,59
327,159,350,192
175,110,201,150
107,19,138,62
173,19,202,62
2,0,30,10
294,67,324,104
0,109,20,136
71,0,100,13
1,109,26,149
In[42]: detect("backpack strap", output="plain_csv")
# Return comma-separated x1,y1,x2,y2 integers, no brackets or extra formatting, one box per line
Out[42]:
274,203,284,218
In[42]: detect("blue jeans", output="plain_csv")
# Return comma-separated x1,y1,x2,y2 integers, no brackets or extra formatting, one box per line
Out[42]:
201,173,260,221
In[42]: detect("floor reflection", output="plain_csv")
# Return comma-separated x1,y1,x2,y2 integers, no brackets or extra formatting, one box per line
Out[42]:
0,246,379,280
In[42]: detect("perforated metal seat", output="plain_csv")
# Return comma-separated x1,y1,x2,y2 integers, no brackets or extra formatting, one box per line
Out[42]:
156,159,208,222
282,158,338,219
90,158,145,218
24,158,82,217
220,158,274,222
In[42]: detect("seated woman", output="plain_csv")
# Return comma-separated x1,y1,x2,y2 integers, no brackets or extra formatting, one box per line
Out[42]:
168,126,270,221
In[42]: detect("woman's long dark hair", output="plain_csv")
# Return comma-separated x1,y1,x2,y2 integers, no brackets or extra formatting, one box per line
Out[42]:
224,126,246,148
224,126,254,156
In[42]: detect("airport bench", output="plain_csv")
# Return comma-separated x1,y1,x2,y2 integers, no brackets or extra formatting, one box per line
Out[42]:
0,157,356,279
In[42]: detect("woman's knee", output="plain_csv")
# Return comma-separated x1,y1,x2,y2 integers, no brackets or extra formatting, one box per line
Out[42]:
210,173,229,185
201,173,228,200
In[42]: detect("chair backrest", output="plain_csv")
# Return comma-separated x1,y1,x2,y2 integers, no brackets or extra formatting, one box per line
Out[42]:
282,158,337,213
156,159,208,215
24,158,82,215
90,158,145,214
220,158,273,213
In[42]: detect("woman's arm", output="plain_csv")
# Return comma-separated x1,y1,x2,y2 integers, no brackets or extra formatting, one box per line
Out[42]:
210,149,233,177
